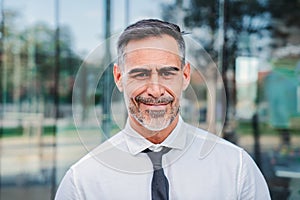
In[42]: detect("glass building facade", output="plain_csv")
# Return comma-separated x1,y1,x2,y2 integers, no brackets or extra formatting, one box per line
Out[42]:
1,0,299,199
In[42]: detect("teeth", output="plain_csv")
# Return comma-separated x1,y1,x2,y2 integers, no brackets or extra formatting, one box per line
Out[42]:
135,96,173,104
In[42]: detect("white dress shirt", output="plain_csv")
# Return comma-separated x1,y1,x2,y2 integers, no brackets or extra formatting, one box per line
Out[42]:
55,117,271,200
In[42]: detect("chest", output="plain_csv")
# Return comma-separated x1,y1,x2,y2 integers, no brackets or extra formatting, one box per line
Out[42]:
79,159,239,200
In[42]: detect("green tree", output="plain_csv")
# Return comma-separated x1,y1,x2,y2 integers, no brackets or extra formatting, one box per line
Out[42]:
0,8,82,107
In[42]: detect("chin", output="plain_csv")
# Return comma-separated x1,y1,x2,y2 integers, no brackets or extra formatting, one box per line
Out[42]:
129,104,180,131
137,112,178,132
141,118,171,132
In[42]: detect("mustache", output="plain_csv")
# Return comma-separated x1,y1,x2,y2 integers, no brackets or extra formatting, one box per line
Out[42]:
135,96,174,104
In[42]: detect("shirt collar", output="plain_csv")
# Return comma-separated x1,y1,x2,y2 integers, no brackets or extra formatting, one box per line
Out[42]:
123,116,187,155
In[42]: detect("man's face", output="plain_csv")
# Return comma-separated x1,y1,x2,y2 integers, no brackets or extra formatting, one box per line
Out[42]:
114,35,190,132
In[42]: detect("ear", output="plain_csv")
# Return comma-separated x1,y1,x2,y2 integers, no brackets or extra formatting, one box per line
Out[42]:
113,63,123,92
182,62,191,91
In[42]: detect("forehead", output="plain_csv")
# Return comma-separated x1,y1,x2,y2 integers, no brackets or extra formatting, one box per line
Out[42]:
124,35,181,68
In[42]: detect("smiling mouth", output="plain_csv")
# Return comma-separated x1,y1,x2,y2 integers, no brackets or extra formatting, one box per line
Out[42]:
135,96,173,105
143,102,168,106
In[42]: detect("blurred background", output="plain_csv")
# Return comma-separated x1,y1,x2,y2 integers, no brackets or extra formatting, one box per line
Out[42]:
0,0,300,199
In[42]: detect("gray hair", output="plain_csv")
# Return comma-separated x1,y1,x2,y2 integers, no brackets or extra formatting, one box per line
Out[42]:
117,19,186,68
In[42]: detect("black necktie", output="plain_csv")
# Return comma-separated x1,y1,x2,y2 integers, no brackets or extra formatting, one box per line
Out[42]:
143,147,171,200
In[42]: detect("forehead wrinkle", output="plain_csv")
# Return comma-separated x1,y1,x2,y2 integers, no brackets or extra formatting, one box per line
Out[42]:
126,49,176,60
124,35,180,55
125,52,181,70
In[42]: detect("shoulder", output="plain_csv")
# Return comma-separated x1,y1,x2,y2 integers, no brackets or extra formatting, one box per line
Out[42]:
70,130,127,171
181,122,249,164
183,122,265,176
69,129,152,175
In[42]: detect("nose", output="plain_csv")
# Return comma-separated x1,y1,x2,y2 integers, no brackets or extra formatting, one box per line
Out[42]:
146,82,165,98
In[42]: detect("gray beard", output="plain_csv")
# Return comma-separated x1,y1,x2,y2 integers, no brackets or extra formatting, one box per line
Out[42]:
129,105,180,131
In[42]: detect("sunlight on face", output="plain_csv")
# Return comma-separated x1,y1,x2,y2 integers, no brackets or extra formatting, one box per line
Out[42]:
116,35,190,132
126,79,181,131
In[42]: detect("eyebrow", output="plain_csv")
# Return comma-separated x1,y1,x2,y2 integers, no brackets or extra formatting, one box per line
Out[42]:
128,66,180,74
157,66,180,73
128,68,151,75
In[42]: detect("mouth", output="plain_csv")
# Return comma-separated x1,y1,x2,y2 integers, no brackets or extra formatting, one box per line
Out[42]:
135,96,173,110
143,104,168,111
143,102,169,106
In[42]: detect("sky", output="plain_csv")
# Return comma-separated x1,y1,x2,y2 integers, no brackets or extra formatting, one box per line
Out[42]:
4,0,173,57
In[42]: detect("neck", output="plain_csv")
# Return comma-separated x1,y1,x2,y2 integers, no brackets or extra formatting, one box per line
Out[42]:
129,116,179,144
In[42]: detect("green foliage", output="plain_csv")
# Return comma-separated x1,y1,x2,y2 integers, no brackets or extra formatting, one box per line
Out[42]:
0,8,83,104
162,0,299,61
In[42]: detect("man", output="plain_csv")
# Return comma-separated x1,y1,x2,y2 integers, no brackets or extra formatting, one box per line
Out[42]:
55,19,271,199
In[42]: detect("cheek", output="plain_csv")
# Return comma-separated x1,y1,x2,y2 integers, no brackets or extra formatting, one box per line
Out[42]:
162,76,185,94
165,85,182,99
124,78,184,100
124,84,147,104
123,77,148,94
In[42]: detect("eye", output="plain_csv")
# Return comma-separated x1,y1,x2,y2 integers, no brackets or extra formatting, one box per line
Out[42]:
137,73,148,77
132,72,150,79
158,67,179,78
161,71,174,77
128,68,151,80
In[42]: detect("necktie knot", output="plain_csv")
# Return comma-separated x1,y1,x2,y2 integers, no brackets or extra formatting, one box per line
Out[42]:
143,147,171,170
